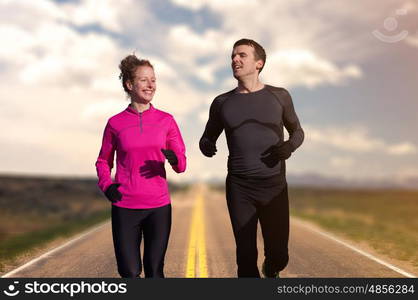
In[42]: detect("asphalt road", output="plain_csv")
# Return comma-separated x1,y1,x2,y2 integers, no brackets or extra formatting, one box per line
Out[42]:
3,185,413,278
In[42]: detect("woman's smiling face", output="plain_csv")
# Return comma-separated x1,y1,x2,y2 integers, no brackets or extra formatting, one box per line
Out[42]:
128,66,156,103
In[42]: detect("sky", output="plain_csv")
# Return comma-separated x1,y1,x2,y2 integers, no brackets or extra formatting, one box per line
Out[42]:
1,0,418,185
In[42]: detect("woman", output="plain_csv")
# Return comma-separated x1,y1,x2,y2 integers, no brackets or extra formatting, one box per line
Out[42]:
95,54,186,278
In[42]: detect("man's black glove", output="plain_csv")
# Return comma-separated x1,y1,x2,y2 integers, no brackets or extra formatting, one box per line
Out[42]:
261,141,293,161
161,149,178,166
199,137,217,157
104,183,122,203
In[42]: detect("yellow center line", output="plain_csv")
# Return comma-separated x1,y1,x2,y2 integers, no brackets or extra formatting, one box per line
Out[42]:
185,205,198,277
197,194,208,277
185,187,208,278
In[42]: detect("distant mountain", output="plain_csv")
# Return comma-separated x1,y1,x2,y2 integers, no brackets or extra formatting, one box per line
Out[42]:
394,175,418,189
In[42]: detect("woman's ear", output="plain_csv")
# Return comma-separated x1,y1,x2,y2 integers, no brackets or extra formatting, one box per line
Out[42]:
126,80,133,91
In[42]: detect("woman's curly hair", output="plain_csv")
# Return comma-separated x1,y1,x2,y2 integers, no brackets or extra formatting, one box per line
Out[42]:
119,54,153,95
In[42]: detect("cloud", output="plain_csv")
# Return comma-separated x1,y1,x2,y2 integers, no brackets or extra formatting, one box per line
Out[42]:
0,0,65,28
0,0,224,180
400,0,418,12
168,0,371,89
168,0,418,90
171,0,259,11
405,34,418,47
0,0,212,116
0,2,124,92
329,156,355,168
168,25,221,56
81,98,126,122
305,125,417,155
170,0,206,11
262,49,362,88
165,25,231,84
19,28,121,89
153,80,210,118
387,142,417,155
394,167,418,179
60,0,146,33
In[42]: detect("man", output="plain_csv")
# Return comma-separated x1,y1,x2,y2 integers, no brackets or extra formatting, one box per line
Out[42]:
199,39,304,278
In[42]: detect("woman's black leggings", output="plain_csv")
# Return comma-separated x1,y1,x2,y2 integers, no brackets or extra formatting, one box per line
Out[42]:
226,174,289,278
111,203,171,278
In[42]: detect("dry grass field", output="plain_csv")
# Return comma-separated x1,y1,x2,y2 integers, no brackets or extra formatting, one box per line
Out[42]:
0,175,109,271
0,175,190,272
289,187,418,269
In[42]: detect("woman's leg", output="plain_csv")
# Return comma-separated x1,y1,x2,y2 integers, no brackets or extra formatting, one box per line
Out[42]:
142,204,172,278
111,205,143,278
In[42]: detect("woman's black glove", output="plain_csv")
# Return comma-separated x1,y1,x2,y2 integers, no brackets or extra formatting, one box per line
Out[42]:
199,137,217,157
161,149,178,166
104,183,122,203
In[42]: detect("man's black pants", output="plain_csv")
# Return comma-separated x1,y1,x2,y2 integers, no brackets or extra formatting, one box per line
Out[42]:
226,174,289,277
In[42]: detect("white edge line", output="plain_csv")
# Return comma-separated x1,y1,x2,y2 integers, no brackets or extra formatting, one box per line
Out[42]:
292,218,417,278
2,220,110,278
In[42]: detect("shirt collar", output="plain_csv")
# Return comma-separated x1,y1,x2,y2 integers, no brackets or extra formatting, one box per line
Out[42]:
126,103,155,115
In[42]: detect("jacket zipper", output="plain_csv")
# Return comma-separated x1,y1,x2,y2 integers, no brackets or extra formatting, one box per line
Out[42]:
139,112,143,133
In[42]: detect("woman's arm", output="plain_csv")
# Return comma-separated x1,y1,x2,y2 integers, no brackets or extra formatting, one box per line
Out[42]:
95,121,117,191
166,117,187,173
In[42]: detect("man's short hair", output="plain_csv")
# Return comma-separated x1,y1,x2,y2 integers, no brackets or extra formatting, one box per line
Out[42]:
233,38,266,73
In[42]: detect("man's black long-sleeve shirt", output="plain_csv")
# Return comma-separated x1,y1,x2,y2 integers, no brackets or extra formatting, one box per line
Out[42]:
200,85,304,178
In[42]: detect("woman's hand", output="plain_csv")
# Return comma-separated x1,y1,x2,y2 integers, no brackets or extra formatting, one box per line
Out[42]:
105,183,122,203
161,149,178,166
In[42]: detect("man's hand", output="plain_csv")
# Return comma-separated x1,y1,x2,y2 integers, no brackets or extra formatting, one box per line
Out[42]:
261,141,293,161
199,137,217,157
104,183,122,203
161,149,178,166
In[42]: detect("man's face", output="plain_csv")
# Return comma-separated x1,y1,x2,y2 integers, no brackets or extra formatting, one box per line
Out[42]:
127,66,156,102
231,44,263,79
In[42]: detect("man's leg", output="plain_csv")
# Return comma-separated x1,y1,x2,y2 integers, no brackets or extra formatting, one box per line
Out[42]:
226,175,260,277
258,183,289,276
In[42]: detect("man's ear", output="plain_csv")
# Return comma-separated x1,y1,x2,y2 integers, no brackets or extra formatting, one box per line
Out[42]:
256,60,264,71
126,80,133,91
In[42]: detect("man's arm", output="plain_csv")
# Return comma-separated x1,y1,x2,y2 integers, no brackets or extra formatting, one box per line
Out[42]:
266,86,304,152
199,97,225,157
280,88,304,151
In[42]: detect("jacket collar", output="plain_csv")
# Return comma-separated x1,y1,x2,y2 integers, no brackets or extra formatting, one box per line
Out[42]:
126,103,156,115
